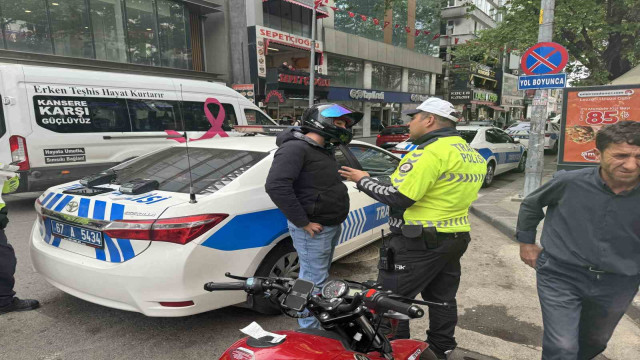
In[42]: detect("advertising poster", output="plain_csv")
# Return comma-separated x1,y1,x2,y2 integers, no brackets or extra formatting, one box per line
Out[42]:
232,84,255,104
559,85,640,167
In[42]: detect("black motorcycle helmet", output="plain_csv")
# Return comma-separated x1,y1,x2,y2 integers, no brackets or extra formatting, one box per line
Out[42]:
301,103,363,145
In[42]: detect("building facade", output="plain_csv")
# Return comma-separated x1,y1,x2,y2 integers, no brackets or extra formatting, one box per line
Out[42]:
237,0,443,138
0,0,228,80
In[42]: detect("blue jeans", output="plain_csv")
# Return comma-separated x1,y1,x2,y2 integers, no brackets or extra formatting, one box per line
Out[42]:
536,252,640,360
287,220,341,329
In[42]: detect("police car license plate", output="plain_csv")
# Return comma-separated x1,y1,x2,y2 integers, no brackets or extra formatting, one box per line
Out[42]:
50,220,103,248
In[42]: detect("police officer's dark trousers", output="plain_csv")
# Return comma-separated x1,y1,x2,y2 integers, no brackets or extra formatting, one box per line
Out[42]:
0,228,17,307
378,231,470,353
536,251,640,360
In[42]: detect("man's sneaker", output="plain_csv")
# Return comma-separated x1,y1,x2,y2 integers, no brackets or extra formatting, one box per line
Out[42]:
0,297,40,315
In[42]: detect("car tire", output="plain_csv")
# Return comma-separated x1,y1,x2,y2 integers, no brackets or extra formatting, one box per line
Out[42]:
515,152,527,173
251,239,299,314
482,161,496,188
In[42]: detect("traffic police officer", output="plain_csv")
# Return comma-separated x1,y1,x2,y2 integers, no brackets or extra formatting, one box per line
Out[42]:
339,98,486,359
1,165,40,315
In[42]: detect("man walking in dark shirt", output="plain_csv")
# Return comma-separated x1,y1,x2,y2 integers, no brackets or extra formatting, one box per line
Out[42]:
516,121,640,360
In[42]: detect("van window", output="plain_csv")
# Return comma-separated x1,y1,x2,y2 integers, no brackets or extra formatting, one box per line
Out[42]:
244,109,274,125
0,98,6,138
180,101,238,131
33,96,130,133
128,100,180,132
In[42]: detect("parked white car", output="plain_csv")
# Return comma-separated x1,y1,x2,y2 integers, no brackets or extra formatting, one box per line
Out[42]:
391,126,526,187
30,136,400,317
505,121,560,154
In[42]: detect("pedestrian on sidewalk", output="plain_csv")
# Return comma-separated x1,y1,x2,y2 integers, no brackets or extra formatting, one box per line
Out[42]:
1,166,40,315
265,103,362,329
339,98,486,359
517,121,640,360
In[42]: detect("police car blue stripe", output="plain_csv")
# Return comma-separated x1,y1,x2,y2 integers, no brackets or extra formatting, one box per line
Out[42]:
104,235,121,263
46,193,63,209
53,195,74,212
109,203,134,262
41,193,53,206
92,201,107,261
93,201,106,220
78,198,90,218
201,209,288,251
52,237,61,247
117,239,135,261
44,218,52,244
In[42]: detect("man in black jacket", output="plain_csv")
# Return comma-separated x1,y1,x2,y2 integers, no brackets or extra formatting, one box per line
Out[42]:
265,103,362,328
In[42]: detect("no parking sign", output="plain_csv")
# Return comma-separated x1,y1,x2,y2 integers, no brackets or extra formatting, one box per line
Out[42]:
518,42,568,90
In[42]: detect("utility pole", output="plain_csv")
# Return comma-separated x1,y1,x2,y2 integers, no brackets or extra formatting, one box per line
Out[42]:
308,4,318,108
443,25,453,101
523,0,555,196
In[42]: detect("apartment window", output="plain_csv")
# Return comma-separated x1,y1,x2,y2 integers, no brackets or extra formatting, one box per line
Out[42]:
408,70,431,94
328,56,364,88
372,63,402,91
0,0,195,70
448,0,456,6
262,0,312,37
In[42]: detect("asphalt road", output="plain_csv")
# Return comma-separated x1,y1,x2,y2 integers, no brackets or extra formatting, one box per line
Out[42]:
2,155,638,360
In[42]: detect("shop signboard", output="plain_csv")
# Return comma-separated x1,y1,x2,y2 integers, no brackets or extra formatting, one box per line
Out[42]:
327,87,430,104
450,90,472,104
266,69,330,94
255,25,324,78
470,62,496,79
559,85,640,169
232,84,255,104
472,90,498,103
265,90,286,104
501,73,525,107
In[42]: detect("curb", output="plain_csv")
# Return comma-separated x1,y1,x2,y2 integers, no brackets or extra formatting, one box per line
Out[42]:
469,204,517,241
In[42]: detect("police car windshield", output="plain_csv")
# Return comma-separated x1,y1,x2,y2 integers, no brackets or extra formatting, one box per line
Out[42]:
458,130,477,144
111,147,268,195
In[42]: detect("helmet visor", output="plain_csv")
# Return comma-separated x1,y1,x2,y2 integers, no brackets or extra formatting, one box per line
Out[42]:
319,104,363,128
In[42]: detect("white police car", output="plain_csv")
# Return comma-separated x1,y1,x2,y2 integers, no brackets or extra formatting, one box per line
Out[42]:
505,121,560,154
391,126,526,187
30,135,400,316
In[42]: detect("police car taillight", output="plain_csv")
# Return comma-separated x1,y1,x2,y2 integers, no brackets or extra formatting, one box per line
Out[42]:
103,214,228,245
390,149,409,155
9,135,30,171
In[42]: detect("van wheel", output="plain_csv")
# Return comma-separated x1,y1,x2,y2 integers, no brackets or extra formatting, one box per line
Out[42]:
251,239,299,314
482,162,496,188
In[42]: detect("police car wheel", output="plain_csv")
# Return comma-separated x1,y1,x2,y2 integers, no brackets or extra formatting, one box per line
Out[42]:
251,240,299,314
482,162,495,188
515,152,526,173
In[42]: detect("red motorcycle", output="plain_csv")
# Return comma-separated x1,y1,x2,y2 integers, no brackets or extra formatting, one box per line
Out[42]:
205,273,440,360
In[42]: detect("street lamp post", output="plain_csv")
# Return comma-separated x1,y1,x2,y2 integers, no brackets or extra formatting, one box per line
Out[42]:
443,25,453,101
308,5,318,108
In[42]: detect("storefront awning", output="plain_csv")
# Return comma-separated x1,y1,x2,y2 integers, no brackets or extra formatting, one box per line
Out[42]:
502,105,526,108
489,105,506,111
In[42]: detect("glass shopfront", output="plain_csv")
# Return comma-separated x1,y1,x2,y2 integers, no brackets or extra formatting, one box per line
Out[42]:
327,56,364,88
0,0,194,70
372,63,402,91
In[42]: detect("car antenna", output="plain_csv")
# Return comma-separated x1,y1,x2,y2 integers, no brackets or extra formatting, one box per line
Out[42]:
178,83,197,204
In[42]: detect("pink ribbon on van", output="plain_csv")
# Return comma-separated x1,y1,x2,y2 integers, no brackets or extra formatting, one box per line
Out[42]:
165,97,229,142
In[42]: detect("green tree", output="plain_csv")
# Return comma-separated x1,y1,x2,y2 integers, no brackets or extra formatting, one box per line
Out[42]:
451,0,640,85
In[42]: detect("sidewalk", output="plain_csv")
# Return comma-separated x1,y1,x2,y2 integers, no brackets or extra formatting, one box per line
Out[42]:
470,162,556,241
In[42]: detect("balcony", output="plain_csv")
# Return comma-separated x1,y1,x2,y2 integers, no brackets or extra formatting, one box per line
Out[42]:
441,5,496,28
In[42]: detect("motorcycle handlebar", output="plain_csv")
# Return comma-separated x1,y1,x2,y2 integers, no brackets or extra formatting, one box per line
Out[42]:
203,282,246,291
363,290,424,319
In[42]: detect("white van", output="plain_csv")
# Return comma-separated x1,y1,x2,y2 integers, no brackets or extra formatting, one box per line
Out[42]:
0,64,274,192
